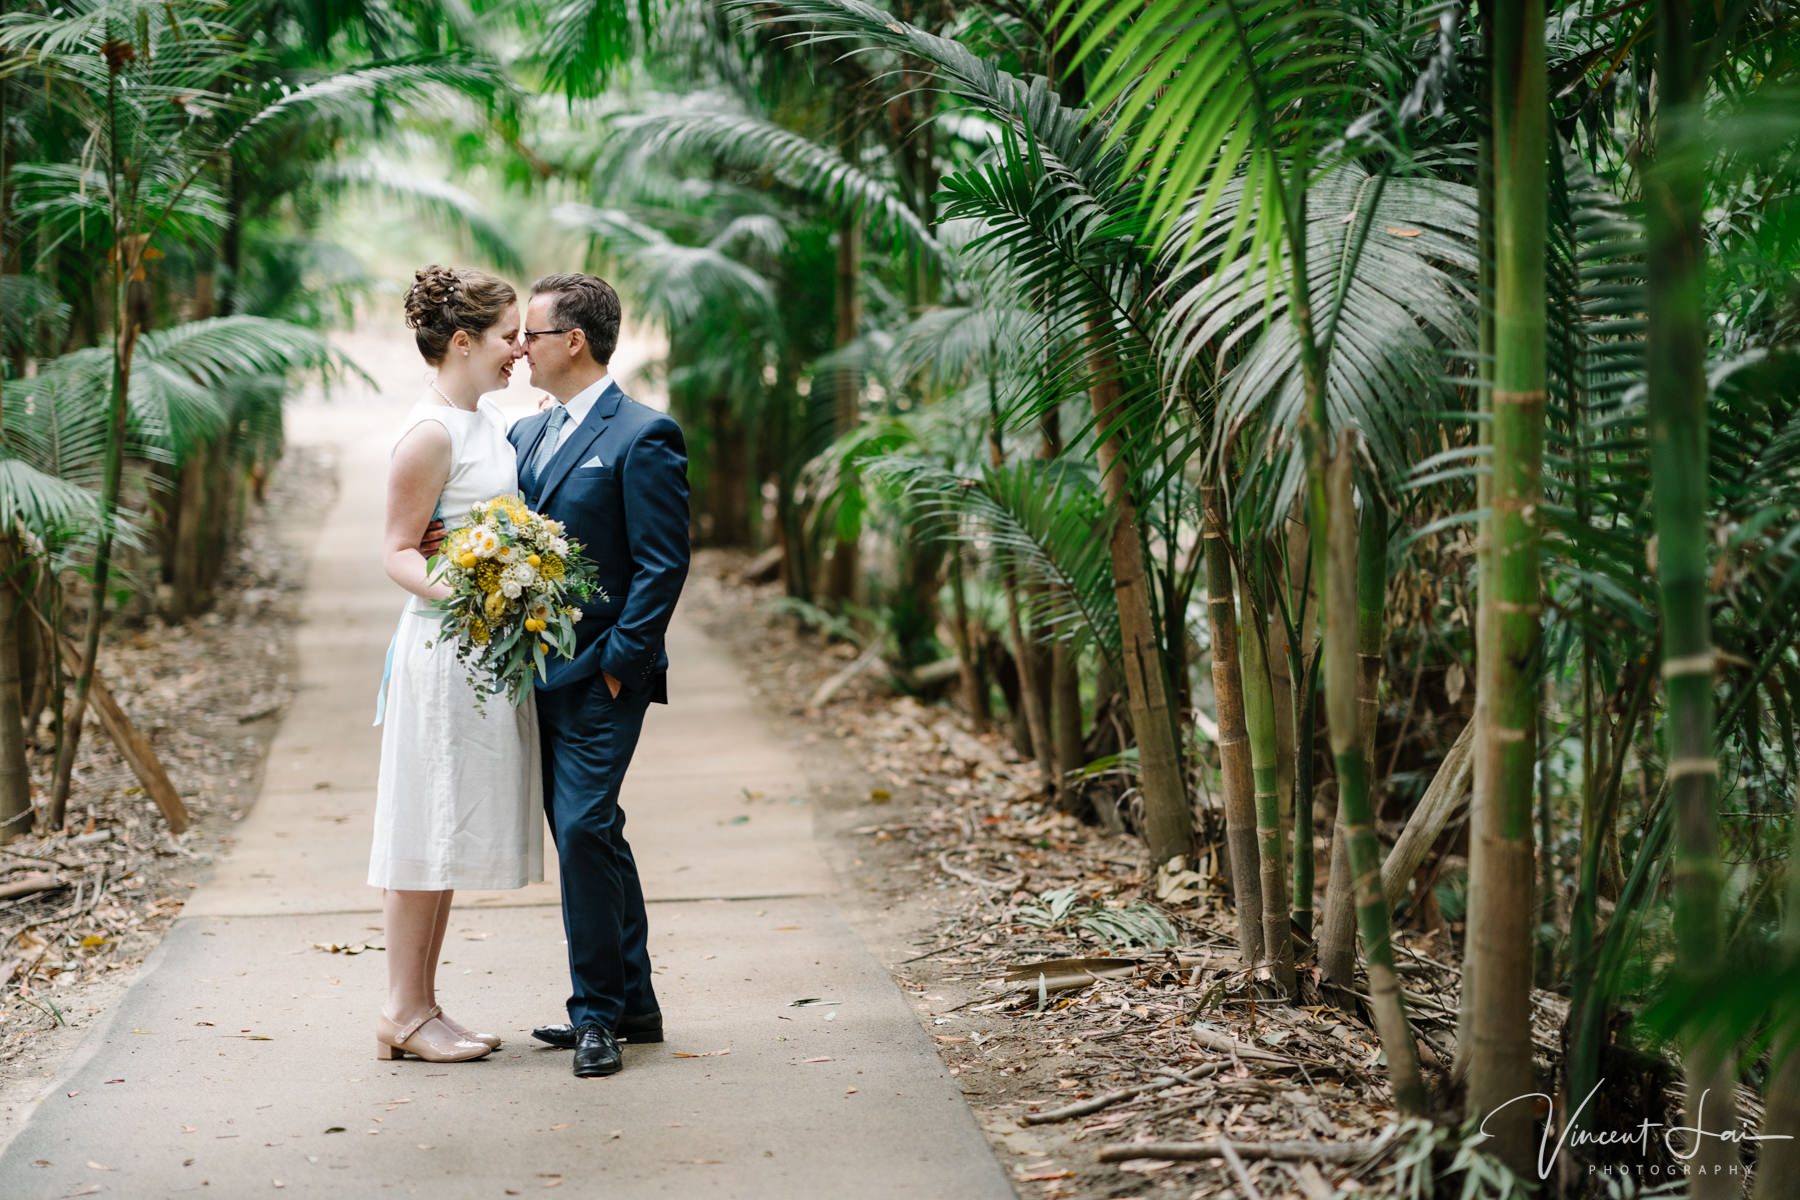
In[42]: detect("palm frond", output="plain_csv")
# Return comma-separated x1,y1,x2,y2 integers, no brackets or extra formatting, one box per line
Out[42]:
608,97,946,267
314,156,526,273
869,454,1122,668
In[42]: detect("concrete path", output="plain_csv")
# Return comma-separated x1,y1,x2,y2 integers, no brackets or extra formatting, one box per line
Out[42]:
0,340,1014,1200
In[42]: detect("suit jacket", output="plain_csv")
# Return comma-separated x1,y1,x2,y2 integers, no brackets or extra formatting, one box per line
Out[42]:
509,380,690,702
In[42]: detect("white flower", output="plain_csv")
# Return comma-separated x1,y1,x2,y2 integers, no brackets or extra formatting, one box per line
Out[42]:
548,537,570,557
513,563,538,587
470,527,501,558
544,519,564,536
500,577,524,599
495,543,520,565
569,608,583,624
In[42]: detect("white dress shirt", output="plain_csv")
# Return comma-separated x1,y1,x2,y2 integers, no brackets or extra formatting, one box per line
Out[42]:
549,374,613,454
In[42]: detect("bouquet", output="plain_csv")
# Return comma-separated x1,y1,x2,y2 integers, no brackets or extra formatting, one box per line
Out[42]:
428,495,603,706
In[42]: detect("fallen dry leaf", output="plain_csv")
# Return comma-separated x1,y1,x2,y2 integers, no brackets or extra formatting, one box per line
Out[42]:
671,1048,730,1058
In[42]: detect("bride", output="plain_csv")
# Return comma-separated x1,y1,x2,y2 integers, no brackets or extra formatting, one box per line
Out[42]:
368,265,544,1063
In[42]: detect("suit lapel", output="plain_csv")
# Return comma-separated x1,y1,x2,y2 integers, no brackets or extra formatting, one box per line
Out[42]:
537,381,625,508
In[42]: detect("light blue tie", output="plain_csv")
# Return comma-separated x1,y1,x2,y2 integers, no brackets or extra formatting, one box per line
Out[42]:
524,405,569,495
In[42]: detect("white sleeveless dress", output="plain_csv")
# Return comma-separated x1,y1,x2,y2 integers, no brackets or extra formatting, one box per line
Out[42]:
369,397,545,891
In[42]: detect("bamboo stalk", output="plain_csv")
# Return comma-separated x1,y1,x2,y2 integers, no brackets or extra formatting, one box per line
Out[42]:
1324,448,1425,1117
1281,149,1422,1110
1456,6,1498,1087
1236,544,1295,994
1752,779,1800,1200
1464,0,1547,1171
1290,647,1317,937
1202,487,1263,968
1648,4,1736,1191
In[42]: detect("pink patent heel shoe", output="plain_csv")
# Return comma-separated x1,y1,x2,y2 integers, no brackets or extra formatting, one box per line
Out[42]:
375,1005,492,1063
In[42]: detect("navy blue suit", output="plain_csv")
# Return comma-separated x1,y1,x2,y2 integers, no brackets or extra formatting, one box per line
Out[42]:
509,380,690,1032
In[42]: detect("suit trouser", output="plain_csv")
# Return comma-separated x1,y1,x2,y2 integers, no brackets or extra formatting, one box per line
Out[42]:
537,674,659,1030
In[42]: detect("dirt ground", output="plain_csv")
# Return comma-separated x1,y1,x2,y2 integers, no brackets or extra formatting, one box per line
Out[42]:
0,444,333,1135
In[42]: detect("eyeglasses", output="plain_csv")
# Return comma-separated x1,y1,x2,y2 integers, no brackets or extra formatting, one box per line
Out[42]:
521,328,573,343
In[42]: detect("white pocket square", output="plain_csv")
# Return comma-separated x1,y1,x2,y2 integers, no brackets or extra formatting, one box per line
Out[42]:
580,456,605,469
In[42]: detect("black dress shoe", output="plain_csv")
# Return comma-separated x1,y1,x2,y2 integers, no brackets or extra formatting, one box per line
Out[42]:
531,1011,664,1048
572,1023,622,1078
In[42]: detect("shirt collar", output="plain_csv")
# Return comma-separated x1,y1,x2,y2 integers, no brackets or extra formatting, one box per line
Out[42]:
559,373,613,429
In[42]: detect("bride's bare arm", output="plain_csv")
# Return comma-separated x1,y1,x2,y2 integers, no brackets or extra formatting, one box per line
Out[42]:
385,422,455,601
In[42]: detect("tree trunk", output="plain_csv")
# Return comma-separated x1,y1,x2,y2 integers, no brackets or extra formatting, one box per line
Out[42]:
990,388,1053,791
946,543,988,729
1464,1,1548,1171
1202,487,1263,968
1087,319,1189,865
169,449,207,617
706,394,750,545
823,160,862,605
48,204,135,826
1041,385,1082,785
1051,643,1083,779
1237,548,1295,994
1647,4,1736,1190
0,536,32,842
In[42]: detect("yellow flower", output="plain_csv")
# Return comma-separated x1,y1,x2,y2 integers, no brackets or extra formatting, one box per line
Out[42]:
524,618,544,632
469,617,490,645
539,641,551,654
485,591,508,621
475,561,503,592
457,552,479,570
527,553,541,567
540,554,566,582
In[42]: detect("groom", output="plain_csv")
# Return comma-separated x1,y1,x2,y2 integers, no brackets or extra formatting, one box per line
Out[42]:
511,273,691,1078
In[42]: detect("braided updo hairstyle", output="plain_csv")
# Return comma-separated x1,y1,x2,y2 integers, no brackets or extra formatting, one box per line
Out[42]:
403,265,516,364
